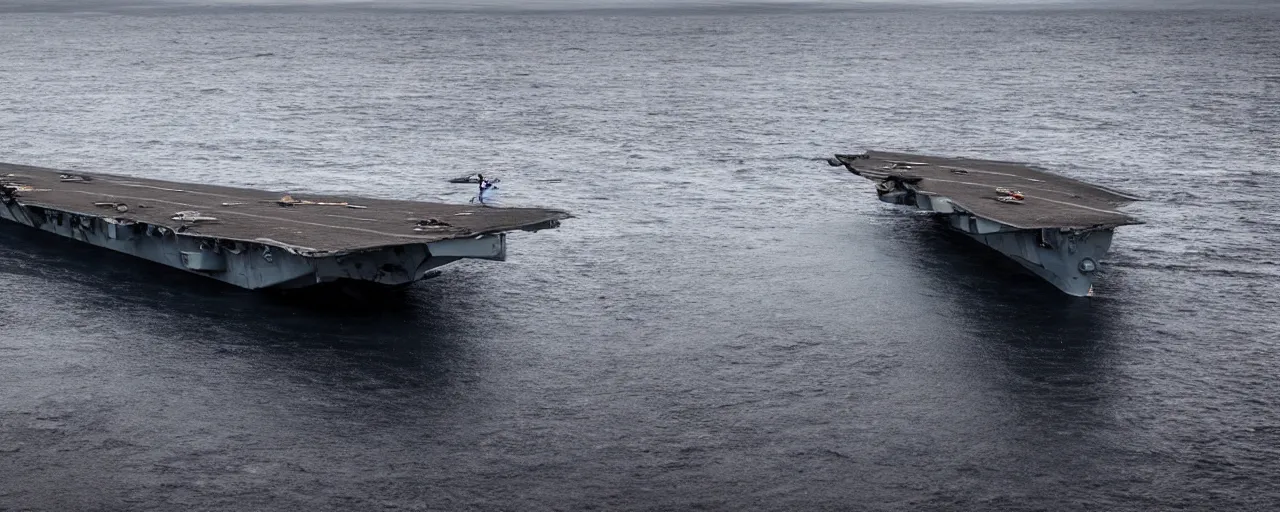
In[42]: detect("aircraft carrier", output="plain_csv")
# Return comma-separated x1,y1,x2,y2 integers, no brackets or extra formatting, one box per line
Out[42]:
828,150,1141,296
1,162,569,291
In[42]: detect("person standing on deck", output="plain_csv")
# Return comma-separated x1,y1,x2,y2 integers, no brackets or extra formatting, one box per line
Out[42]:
477,174,496,205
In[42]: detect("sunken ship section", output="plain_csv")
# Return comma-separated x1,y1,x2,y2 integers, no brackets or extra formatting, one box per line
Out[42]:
1,163,568,291
828,151,1140,296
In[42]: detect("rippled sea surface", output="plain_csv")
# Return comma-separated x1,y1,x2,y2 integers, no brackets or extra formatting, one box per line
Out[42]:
2,3,1279,510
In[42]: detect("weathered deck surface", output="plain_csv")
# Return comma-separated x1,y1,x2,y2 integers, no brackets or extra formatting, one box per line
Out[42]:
832,151,1140,230
1,162,569,254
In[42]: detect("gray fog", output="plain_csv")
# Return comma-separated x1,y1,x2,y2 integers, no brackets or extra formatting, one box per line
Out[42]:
1,0,1275,13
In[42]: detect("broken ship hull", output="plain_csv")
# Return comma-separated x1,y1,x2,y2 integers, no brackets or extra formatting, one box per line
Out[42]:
830,151,1140,297
1,163,568,291
891,192,1115,297
0,202,506,289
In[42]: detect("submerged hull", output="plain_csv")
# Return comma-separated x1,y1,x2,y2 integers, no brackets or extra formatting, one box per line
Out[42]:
0,199,504,289
892,190,1116,297
962,228,1115,297
931,199,1115,296
830,151,1139,297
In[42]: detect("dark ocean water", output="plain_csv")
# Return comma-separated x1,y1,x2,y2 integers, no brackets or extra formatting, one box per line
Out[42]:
2,3,1279,510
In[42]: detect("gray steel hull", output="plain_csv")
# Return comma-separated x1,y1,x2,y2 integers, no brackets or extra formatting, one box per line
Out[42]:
959,226,1114,297
828,150,1138,296
0,200,505,290
894,194,1115,297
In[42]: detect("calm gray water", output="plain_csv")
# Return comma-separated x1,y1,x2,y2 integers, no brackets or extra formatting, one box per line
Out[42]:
2,3,1279,510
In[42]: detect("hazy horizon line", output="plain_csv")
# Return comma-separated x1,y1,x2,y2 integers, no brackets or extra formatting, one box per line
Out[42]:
1,0,1275,15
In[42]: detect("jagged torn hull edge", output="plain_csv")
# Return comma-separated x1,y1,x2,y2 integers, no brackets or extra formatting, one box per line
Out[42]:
0,198,561,290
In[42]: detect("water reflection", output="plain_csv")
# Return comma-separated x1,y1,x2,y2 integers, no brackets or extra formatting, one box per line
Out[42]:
864,210,1128,430
0,222,481,390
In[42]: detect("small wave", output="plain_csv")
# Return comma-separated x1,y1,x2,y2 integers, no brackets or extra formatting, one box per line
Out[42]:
1164,191,1204,203
1115,261,1280,279
224,52,275,61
